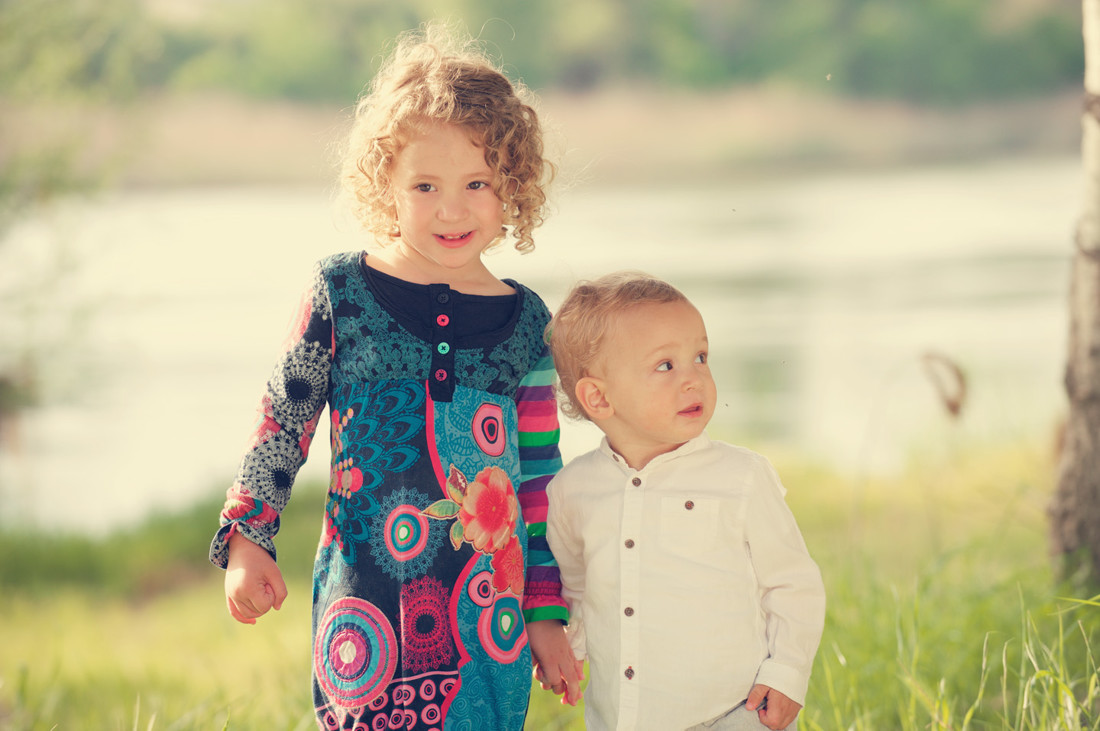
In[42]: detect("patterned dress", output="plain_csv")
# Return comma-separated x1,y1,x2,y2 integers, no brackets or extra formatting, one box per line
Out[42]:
210,252,568,730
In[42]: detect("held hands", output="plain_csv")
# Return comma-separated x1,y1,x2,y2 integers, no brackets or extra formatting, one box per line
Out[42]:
526,619,584,706
746,685,801,730
224,532,288,625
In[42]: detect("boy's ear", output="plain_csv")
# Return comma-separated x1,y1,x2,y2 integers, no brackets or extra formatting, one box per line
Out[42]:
575,377,613,421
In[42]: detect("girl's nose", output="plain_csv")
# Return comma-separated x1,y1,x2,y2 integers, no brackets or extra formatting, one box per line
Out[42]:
437,191,467,221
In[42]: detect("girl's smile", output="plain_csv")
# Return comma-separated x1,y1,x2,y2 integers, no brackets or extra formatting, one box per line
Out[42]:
376,121,509,294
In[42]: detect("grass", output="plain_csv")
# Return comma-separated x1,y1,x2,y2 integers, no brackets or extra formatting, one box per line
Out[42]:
0,439,1096,730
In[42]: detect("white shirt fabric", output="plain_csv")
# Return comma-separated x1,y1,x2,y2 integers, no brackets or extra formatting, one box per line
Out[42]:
546,434,825,731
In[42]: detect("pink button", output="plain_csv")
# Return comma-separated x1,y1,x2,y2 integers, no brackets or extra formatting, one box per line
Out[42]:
434,369,448,381
436,314,450,327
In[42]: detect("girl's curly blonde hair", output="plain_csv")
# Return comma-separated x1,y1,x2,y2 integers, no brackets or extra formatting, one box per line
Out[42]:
340,24,553,253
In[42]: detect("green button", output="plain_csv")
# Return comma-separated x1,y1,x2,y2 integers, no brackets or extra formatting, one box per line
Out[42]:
437,342,450,355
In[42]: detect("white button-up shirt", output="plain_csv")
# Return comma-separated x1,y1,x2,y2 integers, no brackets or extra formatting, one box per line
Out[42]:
546,434,825,731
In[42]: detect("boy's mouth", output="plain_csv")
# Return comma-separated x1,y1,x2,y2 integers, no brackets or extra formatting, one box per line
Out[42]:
679,403,704,417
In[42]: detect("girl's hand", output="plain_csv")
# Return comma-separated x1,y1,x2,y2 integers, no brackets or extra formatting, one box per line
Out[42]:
746,684,801,730
224,532,287,624
527,619,584,705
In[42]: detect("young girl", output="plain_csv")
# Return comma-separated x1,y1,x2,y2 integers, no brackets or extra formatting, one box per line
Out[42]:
209,25,581,729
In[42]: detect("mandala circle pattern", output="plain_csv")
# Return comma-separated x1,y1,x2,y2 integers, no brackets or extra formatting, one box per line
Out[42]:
314,597,398,709
471,403,506,456
384,505,429,561
400,576,454,674
478,594,526,664
466,570,494,608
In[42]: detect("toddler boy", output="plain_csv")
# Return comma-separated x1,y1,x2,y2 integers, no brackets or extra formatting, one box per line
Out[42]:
544,272,825,730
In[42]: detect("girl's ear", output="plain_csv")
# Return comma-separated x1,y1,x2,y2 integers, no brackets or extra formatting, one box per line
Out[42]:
575,377,612,421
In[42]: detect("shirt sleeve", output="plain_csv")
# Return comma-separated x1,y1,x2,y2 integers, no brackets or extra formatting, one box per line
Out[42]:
209,263,333,568
744,455,826,706
546,466,588,659
515,346,570,623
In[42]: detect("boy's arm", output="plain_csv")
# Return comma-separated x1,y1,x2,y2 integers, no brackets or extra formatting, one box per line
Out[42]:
744,456,826,707
210,264,332,575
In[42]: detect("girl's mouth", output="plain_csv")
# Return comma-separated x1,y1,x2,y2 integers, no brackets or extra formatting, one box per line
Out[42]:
436,232,473,247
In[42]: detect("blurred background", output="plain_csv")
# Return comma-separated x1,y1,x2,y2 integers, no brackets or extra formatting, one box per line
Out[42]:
0,0,1083,532
0,1,1093,728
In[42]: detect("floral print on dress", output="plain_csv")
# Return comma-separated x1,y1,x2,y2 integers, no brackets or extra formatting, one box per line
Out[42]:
323,381,424,565
423,464,521,578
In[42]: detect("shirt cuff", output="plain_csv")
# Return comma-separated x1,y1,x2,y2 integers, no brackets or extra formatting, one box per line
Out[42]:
523,604,569,624
754,659,810,707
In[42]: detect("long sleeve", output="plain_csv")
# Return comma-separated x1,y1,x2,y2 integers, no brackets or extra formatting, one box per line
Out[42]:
545,466,588,658
744,456,826,706
515,347,569,623
209,264,333,568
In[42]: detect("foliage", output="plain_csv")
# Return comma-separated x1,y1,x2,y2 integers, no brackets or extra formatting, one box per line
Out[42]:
1,443,1098,728
0,0,1081,111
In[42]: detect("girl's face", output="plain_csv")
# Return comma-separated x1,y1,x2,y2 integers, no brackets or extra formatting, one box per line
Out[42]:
388,121,504,286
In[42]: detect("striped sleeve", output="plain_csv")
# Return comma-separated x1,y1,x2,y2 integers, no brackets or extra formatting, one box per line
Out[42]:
516,348,569,623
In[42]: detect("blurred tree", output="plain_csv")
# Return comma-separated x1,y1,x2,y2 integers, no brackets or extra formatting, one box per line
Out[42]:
1051,0,1100,587
0,0,159,429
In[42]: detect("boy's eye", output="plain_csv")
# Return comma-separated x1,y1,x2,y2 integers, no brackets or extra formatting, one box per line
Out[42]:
696,353,708,365
656,361,672,372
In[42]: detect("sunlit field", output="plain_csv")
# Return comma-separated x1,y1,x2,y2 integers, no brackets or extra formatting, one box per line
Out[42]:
1,439,1096,730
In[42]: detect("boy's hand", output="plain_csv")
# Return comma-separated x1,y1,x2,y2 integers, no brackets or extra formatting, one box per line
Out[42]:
746,684,801,730
224,532,287,625
526,619,584,705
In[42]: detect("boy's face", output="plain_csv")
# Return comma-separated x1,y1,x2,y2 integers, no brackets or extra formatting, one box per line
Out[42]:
588,300,717,464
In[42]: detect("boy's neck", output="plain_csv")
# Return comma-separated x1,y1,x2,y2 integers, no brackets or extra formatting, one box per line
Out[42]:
605,436,690,472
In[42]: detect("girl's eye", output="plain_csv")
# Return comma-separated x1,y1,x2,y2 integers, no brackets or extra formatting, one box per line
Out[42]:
415,183,435,193
468,181,490,191
696,353,708,365
656,361,672,372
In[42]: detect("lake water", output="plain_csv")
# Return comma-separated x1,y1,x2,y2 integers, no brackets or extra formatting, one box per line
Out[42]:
0,156,1078,534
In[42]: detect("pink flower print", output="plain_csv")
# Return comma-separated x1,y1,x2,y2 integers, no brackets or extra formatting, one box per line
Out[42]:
491,535,525,597
458,466,518,554
282,288,313,351
248,395,281,449
332,459,363,501
300,410,322,458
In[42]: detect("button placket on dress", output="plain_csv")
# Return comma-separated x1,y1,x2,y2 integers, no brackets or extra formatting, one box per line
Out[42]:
428,285,455,402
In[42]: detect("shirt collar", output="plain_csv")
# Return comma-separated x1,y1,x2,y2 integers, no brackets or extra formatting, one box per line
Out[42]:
599,432,712,475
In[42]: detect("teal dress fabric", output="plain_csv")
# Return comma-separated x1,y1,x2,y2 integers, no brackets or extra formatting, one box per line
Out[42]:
210,252,566,730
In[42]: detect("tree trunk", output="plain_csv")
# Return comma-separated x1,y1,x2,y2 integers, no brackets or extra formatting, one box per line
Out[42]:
1051,0,1100,585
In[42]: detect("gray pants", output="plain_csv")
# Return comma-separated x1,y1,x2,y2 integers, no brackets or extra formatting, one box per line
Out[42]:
684,701,796,731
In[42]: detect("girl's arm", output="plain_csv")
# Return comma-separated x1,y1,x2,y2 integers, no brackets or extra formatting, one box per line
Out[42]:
210,264,333,569
515,347,569,622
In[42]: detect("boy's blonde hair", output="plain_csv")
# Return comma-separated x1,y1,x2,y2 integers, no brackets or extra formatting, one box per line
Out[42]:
340,23,552,253
547,272,688,421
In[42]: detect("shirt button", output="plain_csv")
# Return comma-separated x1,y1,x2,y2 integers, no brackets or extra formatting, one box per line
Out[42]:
434,369,448,382
624,539,635,549
436,292,450,304
436,314,450,327
437,342,450,354
624,667,635,680
631,477,641,487
624,607,634,617
685,500,695,510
